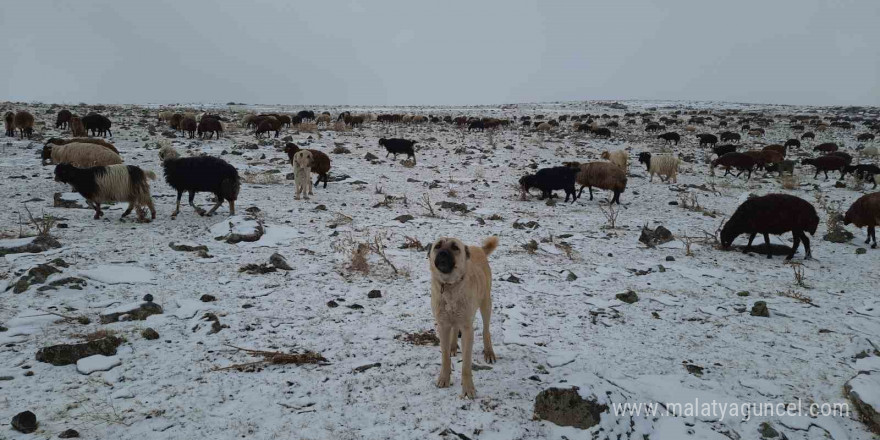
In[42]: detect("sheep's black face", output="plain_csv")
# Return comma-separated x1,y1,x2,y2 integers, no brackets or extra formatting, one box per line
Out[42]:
54,165,69,182
720,227,737,248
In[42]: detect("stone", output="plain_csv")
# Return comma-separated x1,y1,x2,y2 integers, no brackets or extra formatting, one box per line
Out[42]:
394,214,414,223
368,289,382,299
665,256,675,261
737,291,750,297
53,192,84,209
11,411,37,434
639,225,674,247
751,301,770,317
200,294,216,302
59,428,81,438
566,271,577,282
856,248,867,255
168,241,208,252
100,302,163,323
327,300,339,308
759,422,780,438
823,226,854,243
845,372,880,435
269,253,293,270
534,387,607,429
364,152,378,161
353,362,381,373
35,337,123,366
438,201,468,213
141,328,159,340
616,291,639,304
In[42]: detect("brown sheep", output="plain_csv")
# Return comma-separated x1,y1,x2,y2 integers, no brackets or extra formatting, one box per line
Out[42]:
762,144,786,157
170,113,184,130
70,116,87,137
14,111,35,139
814,142,838,153
4,112,13,137
180,117,197,138
284,143,332,188
571,161,627,204
844,192,880,248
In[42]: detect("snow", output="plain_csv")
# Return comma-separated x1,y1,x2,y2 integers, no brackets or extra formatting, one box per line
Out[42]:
0,236,37,249
1,100,878,439
76,355,122,375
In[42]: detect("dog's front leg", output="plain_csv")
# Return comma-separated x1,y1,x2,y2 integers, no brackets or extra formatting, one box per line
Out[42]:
436,323,452,389
460,324,475,399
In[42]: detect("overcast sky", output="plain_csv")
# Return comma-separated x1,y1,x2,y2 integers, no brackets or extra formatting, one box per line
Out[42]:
2,0,878,106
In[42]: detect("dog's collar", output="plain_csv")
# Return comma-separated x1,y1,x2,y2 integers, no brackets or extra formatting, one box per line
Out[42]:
439,272,466,294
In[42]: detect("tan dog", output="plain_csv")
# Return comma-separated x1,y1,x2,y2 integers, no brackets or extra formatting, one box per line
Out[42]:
428,236,498,398
292,150,313,200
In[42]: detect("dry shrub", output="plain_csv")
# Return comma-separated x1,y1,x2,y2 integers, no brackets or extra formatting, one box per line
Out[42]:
241,171,283,185
332,121,348,132
777,289,814,305
215,344,328,372
23,205,56,237
295,123,317,133
401,236,423,250
396,329,439,346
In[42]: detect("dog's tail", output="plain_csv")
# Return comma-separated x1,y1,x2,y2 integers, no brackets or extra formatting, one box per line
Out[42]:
482,236,499,256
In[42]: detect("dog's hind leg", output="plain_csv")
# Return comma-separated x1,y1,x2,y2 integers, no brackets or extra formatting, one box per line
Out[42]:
460,324,476,399
480,296,496,363
436,323,452,389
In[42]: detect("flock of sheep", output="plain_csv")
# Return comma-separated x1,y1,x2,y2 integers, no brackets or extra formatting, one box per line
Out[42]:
5,104,880,257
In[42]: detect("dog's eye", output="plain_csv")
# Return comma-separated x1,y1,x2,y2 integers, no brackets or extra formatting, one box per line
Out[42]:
451,244,459,252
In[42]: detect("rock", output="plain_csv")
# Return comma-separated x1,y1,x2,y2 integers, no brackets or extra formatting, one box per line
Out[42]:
286,172,296,180
332,146,351,154
161,131,177,138
505,275,521,284
168,241,208,252
566,271,578,282
368,289,382,299
824,226,854,243
438,201,468,213
353,362,381,373
12,279,30,294
751,301,770,317
200,294,216,302
665,256,675,261
11,411,37,434
513,220,540,230
759,422,780,438
239,263,276,274
76,354,121,375
834,181,846,188
616,291,639,304
99,302,163,323
737,291,750,297
845,372,880,435
394,214,414,223
36,336,123,366
327,300,339,308
313,204,327,211
639,225,674,247
141,328,159,340
59,428,80,438
53,192,84,208
269,253,293,270
365,152,378,161
856,248,868,255
202,313,227,334
143,294,153,302
534,387,607,429
0,235,62,257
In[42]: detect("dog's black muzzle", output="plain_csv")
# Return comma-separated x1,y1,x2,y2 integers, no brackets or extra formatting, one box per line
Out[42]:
434,249,455,274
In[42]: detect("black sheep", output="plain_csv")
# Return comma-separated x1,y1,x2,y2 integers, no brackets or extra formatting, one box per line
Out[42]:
297,110,315,121
814,142,838,153
657,132,680,145
711,152,756,179
468,120,485,131
802,156,847,179
801,132,815,140
55,110,72,129
721,194,819,260
592,127,612,138
158,146,240,218
719,131,740,142
378,138,416,162
197,118,223,139
519,166,579,202
82,113,112,137
697,133,718,147
713,144,738,157
784,139,801,149
843,164,880,188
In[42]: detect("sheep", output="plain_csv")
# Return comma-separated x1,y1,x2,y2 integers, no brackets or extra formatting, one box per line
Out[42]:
45,137,119,154
180,117,197,138
721,193,819,260
283,143,332,188
684,125,696,132
14,111,34,139
801,132,815,140
519,166,579,202
697,133,718,147
292,150,314,200
297,110,315,121
719,131,741,142
802,156,847,179
170,113,185,130
784,139,801,149
762,144,786,157
42,142,123,167
572,161,627,204
638,152,680,183
711,152,757,179
827,151,853,165
378,138,416,162
158,111,174,123
254,116,281,138
197,118,223,139
748,128,765,137
657,132,680,145
4,112,14,137
592,127,612,138
55,110,72,129
69,116,86,137
82,113,112,137
765,160,795,176
241,113,257,128
844,192,880,248
814,142,838,153
600,150,628,171
857,133,875,142
860,145,879,159
54,162,156,222
158,144,240,218
316,114,332,126
713,144,738,157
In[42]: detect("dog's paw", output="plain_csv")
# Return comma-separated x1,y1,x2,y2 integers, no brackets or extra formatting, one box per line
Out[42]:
436,375,451,389
483,349,496,364
461,383,476,399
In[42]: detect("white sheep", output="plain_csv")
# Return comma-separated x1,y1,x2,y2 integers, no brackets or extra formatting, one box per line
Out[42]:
640,153,680,183
860,146,878,160
43,142,123,167
54,163,156,221
600,150,628,171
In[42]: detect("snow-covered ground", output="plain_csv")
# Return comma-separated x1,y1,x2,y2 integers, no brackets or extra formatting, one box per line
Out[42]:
1,101,878,439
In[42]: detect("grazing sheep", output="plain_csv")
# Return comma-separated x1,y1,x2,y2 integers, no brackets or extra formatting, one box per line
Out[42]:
697,133,718,147
842,164,880,187
519,166,579,202
55,110,72,129
592,127,612,138
721,194,819,260
292,150,313,200
600,150,628,171
785,139,801,149
180,117,197,139
158,111,174,123
711,152,757,179
316,114,332,126
4,112,14,137
197,118,223,139
82,113,112,137
713,144,738,157
802,156,847,179
801,132,816,140
572,161,627,204
297,110,315,121
54,162,156,221
814,142,838,153
283,143,332,188
762,144,787,157
378,138,416,162
827,151,853,165
42,142,123,167
638,152,680,183
856,133,875,142
170,113,185,130
657,132,680,145
844,192,880,248
748,128,765,137
254,116,281,138
69,116,86,137
45,137,119,154
14,111,34,139
158,145,240,218
719,131,741,142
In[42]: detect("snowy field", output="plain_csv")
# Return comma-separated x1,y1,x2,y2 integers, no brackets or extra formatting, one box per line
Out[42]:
1,101,879,439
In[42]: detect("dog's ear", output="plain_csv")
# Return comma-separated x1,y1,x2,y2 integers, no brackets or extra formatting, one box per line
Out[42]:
465,247,470,259
426,243,433,259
